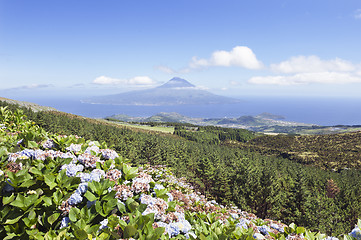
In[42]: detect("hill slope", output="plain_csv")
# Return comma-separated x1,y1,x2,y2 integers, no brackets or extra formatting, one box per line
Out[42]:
0,97,57,112
2,99,361,237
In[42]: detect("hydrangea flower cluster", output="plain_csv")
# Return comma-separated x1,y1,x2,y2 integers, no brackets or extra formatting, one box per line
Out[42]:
349,226,361,240
84,144,100,155
78,169,105,182
140,194,168,219
113,184,134,201
42,139,57,149
4,128,356,240
8,149,77,162
130,172,153,194
100,149,119,160
77,153,102,168
60,163,84,177
65,143,82,153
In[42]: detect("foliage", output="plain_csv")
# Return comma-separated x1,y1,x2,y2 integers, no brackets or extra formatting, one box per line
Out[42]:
1,100,361,237
233,132,361,170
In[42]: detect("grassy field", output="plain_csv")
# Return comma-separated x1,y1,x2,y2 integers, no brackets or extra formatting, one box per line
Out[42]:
101,120,175,133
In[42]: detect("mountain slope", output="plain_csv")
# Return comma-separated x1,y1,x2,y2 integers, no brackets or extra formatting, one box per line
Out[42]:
82,77,241,105
0,97,57,112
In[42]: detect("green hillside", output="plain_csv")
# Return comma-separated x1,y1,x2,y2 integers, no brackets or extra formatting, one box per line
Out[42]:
232,132,361,170
1,99,361,238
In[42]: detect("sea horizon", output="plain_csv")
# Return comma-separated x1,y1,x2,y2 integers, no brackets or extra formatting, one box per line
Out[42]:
5,95,361,126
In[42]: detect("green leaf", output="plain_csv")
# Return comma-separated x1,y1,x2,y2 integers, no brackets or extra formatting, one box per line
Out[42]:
53,190,63,205
20,179,36,188
103,199,117,215
127,199,139,212
44,174,57,190
25,194,38,208
27,140,38,149
296,227,305,235
95,201,105,216
3,233,18,240
84,191,97,202
2,193,15,205
48,213,60,225
10,194,26,209
124,225,137,238
30,167,43,176
5,212,23,224
122,164,138,180
69,207,80,222
117,201,126,213
167,201,176,212
28,209,36,220
137,203,148,214
74,229,89,239
42,196,52,206
199,233,207,240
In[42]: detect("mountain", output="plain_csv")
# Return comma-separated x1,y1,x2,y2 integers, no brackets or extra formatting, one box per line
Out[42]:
82,77,241,105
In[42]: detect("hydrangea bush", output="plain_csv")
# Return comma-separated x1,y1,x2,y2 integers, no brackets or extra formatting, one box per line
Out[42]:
1,106,360,239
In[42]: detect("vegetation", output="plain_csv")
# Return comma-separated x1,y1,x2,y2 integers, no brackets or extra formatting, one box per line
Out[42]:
1,100,361,237
231,132,361,170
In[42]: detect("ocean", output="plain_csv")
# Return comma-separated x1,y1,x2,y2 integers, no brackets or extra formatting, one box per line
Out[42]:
16,96,361,126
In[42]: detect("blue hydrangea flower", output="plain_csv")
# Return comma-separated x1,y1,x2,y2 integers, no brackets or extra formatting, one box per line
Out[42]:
76,183,88,195
154,184,165,190
68,192,83,205
90,169,105,182
253,233,266,240
349,226,361,240
61,163,84,177
84,145,100,155
325,237,339,240
270,223,284,233
42,139,56,149
257,225,271,235
17,139,23,146
178,219,192,233
166,193,173,202
66,143,82,153
60,217,70,229
168,222,181,237
98,219,108,231
185,232,197,239
20,149,35,158
79,172,92,182
100,149,119,160
236,218,250,229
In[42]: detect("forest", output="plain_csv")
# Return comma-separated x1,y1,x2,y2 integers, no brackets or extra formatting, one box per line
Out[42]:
1,100,361,236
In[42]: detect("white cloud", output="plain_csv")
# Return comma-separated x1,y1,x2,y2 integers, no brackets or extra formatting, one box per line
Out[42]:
93,76,156,86
354,9,361,19
249,72,361,85
270,55,355,73
189,46,263,70
249,55,361,86
5,84,54,91
155,46,263,74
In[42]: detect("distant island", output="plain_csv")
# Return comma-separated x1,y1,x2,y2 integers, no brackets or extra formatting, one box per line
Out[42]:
106,112,317,132
82,77,241,106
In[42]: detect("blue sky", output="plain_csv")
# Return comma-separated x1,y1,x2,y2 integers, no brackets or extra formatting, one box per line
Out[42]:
1,0,361,99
